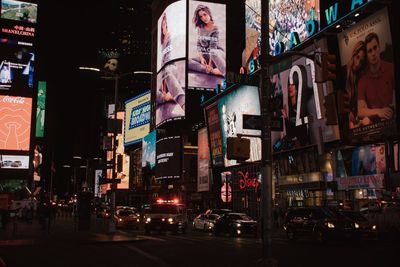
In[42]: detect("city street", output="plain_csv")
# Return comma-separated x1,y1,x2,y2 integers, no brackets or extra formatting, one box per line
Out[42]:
1,217,398,267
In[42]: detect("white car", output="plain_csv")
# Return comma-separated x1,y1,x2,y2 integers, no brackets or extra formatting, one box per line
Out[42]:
193,213,220,231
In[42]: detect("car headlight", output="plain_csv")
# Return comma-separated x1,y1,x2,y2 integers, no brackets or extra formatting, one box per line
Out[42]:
354,223,360,229
326,222,335,229
118,218,123,222
372,225,377,230
168,218,174,223
236,223,241,227
145,217,151,223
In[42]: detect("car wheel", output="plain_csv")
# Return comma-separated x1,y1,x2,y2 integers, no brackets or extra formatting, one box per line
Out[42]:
286,227,296,241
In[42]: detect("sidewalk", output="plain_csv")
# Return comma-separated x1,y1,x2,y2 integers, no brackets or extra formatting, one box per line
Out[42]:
0,215,146,246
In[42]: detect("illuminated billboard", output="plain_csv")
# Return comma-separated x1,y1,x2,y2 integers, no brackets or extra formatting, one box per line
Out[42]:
205,102,223,167
1,0,38,23
156,0,186,72
269,0,320,56
0,95,32,151
217,85,261,167
124,91,151,146
0,42,34,91
116,111,129,189
155,135,181,180
35,80,45,137
197,127,210,192
270,38,340,152
188,1,226,91
156,59,185,127
337,8,396,142
351,144,386,176
142,130,156,170
242,0,261,73
0,154,29,169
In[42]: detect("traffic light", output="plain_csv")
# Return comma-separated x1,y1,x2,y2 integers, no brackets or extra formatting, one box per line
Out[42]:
324,93,338,125
315,52,337,83
322,53,337,81
336,90,351,114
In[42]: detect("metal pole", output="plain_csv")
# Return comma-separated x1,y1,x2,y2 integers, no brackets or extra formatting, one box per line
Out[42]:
85,159,89,191
260,1,275,266
109,73,119,233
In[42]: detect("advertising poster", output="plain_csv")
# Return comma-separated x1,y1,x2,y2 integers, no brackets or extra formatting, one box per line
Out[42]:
0,154,29,169
351,144,386,176
116,111,129,189
32,144,42,181
197,127,210,192
142,130,156,170
157,0,186,72
338,8,396,141
156,60,186,127
217,85,261,167
0,95,32,150
0,0,38,23
188,1,226,90
0,42,34,91
124,91,151,146
94,169,102,198
270,38,340,153
35,80,46,137
269,0,320,55
155,136,181,180
205,102,223,167
242,0,261,73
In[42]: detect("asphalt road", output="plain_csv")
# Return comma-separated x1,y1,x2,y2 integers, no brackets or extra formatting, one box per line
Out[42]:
1,226,398,267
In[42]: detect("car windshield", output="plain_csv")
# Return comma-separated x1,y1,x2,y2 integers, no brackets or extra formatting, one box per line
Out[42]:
231,214,253,221
118,210,135,216
149,204,178,214
341,211,368,221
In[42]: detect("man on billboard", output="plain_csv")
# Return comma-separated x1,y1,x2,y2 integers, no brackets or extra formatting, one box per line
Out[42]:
357,32,395,125
188,4,225,79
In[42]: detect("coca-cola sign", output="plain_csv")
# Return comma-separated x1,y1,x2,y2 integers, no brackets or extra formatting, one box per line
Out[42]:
2,95,25,104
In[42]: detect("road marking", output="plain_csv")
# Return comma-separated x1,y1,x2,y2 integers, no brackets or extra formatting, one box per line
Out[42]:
136,235,167,242
123,244,171,267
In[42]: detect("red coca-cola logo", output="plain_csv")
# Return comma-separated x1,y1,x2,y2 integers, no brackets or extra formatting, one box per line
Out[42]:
2,96,25,104
239,171,259,192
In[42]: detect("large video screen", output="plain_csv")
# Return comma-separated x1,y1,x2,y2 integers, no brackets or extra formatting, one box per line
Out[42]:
197,127,210,192
1,0,38,23
35,80,46,137
270,38,340,152
351,144,386,176
243,0,261,72
188,1,226,90
156,0,186,72
124,91,151,146
0,154,29,169
269,0,320,55
337,8,396,142
205,102,223,167
217,85,261,167
155,135,181,180
142,130,156,170
0,95,32,151
155,60,186,127
0,42,34,91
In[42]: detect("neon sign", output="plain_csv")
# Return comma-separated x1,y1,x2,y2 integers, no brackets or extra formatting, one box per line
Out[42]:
238,171,260,192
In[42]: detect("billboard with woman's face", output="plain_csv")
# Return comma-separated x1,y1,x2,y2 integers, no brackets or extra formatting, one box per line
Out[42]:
188,1,226,91
270,38,340,152
157,0,187,72
337,8,396,142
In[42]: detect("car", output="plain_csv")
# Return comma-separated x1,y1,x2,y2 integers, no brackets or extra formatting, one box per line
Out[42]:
193,213,220,231
115,208,140,229
213,212,258,237
96,208,111,219
283,206,359,243
331,209,378,240
144,200,188,234
1,160,12,167
11,160,22,167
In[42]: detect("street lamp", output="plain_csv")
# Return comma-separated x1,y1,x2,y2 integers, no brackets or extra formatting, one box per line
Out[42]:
79,66,152,233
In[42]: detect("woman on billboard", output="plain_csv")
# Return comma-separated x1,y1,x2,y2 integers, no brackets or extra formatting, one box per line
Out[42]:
157,13,185,111
188,4,225,77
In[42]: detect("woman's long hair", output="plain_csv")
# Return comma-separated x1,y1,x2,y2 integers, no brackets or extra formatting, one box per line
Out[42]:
346,41,366,106
160,13,168,44
192,4,213,28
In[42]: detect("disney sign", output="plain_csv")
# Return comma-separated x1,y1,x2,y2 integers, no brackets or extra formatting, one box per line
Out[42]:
238,171,260,193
